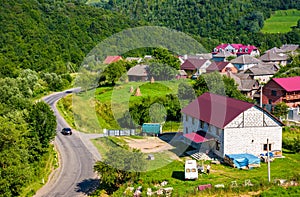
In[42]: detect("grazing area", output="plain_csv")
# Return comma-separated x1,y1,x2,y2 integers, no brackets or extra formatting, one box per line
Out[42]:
261,9,300,33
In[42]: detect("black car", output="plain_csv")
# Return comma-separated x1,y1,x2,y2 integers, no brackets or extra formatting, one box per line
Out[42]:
61,128,72,135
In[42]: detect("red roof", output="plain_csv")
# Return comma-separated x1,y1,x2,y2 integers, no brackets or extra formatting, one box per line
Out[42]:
103,56,122,64
180,59,209,70
181,92,254,129
212,44,258,55
184,130,215,143
272,77,300,92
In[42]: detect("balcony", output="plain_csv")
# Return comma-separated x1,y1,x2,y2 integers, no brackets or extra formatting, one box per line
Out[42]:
283,93,300,101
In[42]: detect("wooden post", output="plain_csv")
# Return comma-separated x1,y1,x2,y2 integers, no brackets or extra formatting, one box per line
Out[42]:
267,138,271,182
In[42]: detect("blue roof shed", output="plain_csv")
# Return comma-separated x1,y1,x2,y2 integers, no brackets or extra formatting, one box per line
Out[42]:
142,123,161,134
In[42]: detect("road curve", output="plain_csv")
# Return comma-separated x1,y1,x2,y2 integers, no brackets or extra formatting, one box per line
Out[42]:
35,90,102,197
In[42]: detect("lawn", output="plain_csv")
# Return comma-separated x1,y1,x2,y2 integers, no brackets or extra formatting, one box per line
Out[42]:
261,9,300,33
92,136,300,196
113,152,300,196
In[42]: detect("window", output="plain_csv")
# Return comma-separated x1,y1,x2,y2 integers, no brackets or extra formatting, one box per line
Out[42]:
185,128,188,134
185,114,188,121
216,129,220,136
263,144,272,151
268,99,272,104
271,90,277,96
200,121,204,128
216,141,220,151
214,48,218,52
192,117,195,125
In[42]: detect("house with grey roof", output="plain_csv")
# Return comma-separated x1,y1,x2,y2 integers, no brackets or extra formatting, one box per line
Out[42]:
242,63,278,84
127,64,149,81
181,92,283,158
222,72,259,99
230,55,261,71
259,50,289,66
280,44,299,53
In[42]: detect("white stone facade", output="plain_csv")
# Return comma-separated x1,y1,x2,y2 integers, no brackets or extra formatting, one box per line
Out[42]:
182,106,282,158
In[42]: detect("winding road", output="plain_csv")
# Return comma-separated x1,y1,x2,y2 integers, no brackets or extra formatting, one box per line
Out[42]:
35,89,103,197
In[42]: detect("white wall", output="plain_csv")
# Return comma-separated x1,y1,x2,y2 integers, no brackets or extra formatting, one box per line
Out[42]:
223,126,282,157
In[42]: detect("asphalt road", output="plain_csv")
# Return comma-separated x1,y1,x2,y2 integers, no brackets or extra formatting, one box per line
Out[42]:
35,89,102,197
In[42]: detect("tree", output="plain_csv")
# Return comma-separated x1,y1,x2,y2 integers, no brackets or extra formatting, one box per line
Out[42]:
273,102,289,119
94,148,145,194
27,101,57,148
148,62,178,81
152,48,180,70
100,62,127,85
193,72,252,102
178,82,196,101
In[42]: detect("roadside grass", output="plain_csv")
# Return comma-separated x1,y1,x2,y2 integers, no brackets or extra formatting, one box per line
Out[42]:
261,9,300,33
56,94,76,128
20,145,58,197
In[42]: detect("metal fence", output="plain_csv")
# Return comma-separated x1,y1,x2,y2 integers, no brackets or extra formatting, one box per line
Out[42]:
103,129,136,136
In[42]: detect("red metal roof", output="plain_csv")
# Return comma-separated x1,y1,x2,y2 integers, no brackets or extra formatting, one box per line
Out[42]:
183,130,214,143
103,56,122,64
272,76,300,92
181,92,254,129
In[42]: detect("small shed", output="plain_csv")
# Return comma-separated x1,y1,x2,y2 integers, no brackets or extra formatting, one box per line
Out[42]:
142,123,162,135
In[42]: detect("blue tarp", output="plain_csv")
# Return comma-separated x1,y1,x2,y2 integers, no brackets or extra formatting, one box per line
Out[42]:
225,153,260,169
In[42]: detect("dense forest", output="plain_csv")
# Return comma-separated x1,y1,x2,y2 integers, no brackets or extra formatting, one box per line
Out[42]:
0,0,141,76
91,0,300,51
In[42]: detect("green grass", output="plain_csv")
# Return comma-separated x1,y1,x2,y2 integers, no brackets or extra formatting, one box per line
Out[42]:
20,145,58,197
261,9,300,33
112,152,300,196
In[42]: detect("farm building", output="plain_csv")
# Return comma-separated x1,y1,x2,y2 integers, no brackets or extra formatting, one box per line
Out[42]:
181,92,283,158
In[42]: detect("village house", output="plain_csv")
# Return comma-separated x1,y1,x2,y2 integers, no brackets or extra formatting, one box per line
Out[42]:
242,63,278,84
280,44,299,53
259,49,289,66
225,72,260,99
211,50,234,62
206,61,238,73
262,76,300,108
127,64,149,81
181,92,283,158
230,55,261,71
212,43,260,57
180,58,212,76
103,55,122,64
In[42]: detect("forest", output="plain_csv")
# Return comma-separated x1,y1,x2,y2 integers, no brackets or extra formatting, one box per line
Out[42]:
91,0,300,51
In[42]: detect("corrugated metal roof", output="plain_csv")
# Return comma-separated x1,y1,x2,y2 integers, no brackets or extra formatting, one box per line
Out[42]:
181,92,254,129
272,76,300,92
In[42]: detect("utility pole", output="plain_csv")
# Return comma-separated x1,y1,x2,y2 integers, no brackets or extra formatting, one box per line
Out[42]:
267,138,271,182
260,84,263,108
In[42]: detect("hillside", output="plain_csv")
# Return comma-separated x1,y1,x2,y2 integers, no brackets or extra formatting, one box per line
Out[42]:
0,0,140,76
89,0,300,50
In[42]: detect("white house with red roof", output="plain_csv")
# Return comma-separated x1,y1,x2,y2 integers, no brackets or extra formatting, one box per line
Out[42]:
181,92,283,158
212,43,260,57
262,76,300,108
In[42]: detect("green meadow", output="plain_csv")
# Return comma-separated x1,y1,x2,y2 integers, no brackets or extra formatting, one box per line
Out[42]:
261,9,300,33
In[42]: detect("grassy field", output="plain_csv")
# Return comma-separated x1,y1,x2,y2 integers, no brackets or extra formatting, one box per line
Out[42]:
58,80,190,133
261,9,300,33
92,136,300,196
